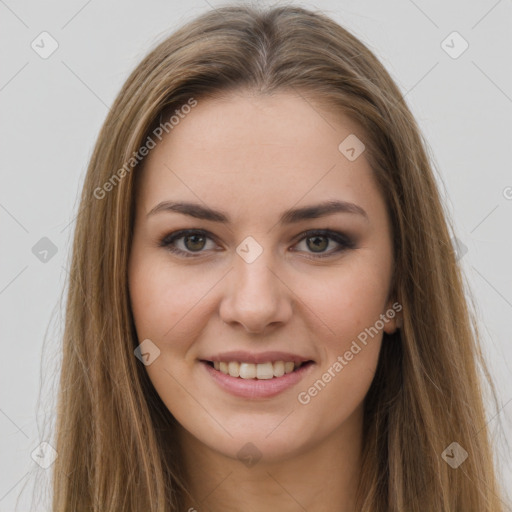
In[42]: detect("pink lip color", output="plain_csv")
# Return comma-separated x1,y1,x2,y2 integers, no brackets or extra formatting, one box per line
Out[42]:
201,361,315,399
204,351,312,365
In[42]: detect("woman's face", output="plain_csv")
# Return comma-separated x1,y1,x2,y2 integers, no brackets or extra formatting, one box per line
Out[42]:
128,90,398,463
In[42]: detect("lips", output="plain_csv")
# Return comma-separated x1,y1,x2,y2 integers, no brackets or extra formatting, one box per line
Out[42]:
206,360,309,379
202,350,313,365
200,357,315,398
198,350,315,398
200,351,314,379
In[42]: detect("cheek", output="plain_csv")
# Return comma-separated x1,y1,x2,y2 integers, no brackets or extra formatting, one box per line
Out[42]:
296,260,391,350
293,269,386,429
290,258,391,425
128,254,216,347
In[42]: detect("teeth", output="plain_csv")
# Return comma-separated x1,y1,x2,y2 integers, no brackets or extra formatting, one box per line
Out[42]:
273,360,285,377
212,360,304,379
228,361,240,377
256,362,274,380
239,362,256,379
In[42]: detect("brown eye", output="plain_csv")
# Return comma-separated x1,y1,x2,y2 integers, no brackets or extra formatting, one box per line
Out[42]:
293,230,356,258
306,235,329,253
183,233,207,252
160,229,217,258
160,228,355,260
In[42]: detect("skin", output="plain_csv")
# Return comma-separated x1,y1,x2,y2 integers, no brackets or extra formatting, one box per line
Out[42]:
128,89,399,512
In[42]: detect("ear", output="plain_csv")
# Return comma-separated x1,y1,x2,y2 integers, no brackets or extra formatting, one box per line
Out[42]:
383,298,402,334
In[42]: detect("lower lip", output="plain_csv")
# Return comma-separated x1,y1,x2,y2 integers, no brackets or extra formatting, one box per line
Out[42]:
200,361,315,399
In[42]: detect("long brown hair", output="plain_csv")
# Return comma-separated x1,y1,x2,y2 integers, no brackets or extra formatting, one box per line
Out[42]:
43,3,506,510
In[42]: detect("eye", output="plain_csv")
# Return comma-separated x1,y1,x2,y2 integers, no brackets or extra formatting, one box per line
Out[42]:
160,229,218,258
159,229,355,259
291,229,356,259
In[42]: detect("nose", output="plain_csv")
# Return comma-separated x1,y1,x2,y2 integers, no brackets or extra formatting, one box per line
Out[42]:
219,250,293,334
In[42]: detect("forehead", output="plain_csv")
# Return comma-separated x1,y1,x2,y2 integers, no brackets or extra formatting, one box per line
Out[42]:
136,91,383,224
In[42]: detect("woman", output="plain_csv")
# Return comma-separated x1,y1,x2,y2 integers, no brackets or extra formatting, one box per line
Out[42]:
49,3,506,510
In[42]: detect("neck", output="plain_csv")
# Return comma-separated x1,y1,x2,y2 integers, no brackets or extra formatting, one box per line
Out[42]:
177,409,363,512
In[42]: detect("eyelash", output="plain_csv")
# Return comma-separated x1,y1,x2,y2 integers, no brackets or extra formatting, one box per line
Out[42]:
159,229,356,259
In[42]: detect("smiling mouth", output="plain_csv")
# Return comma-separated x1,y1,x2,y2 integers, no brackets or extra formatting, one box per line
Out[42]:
202,360,314,379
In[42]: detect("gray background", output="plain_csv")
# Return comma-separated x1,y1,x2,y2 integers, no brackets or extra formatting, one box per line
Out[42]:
1,0,511,510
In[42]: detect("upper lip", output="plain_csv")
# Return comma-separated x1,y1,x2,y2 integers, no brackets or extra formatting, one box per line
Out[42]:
200,351,314,365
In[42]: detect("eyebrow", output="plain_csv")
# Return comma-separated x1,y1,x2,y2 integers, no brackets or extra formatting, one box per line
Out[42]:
147,199,368,224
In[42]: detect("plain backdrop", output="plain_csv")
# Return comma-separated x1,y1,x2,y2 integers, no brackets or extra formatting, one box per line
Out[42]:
1,0,511,510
